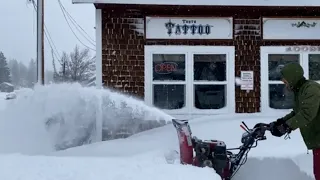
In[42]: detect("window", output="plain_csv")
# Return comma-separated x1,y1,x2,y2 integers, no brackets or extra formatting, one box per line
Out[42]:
153,54,185,81
152,54,186,109
261,46,320,113
268,54,297,109
308,54,320,83
145,46,235,115
193,54,227,109
153,85,185,109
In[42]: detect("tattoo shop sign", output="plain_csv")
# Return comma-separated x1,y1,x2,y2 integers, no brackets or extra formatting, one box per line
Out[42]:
145,17,233,39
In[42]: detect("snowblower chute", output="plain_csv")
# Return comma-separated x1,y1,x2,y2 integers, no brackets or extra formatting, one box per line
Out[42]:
172,119,194,165
172,119,271,180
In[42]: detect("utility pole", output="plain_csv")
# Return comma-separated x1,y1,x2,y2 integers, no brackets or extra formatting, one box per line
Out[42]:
37,0,45,85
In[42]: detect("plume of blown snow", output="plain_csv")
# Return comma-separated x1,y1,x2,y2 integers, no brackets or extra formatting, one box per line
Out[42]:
0,83,173,155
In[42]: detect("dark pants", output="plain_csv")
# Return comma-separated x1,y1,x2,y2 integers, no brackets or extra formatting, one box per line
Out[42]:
314,149,320,180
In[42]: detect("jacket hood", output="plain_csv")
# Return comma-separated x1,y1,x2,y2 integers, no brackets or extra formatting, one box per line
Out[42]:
280,63,304,88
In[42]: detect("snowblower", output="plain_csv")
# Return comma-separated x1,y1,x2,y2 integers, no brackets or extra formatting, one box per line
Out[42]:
171,119,271,180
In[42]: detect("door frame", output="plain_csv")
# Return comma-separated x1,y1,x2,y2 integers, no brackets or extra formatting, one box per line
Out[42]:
144,45,235,117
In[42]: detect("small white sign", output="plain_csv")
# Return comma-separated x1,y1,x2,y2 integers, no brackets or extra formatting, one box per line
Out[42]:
240,71,254,91
145,16,233,39
263,18,320,40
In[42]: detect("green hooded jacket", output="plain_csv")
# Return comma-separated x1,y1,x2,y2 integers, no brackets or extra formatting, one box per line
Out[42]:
280,63,320,150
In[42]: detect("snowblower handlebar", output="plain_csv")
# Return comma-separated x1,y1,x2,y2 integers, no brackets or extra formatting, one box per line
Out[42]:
226,122,271,178
240,122,270,143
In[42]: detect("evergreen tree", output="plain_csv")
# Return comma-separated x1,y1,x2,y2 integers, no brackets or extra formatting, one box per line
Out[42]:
0,51,11,84
27,59,37,87
8,59,20,86
19,61,28,87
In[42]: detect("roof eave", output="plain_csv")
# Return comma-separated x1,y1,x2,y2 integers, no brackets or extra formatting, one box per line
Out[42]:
71,0,320,6
72,0,95,4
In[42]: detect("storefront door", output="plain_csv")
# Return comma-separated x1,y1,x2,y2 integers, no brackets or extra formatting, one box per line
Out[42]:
261,46,320,113
144,45,235,118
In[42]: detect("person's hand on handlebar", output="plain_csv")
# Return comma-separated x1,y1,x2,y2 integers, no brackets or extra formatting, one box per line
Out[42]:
269,118,292,137
252,123,269,138
253,123,269,130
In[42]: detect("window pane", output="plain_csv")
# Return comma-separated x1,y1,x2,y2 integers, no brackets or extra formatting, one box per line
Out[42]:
194,54,226,81
194,85,226,109
153,54,185,81
268,54,299,81
153,84,185,109
269,84,294,109
309,54,320,81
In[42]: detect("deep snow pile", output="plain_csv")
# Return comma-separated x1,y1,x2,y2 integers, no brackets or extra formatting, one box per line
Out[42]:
0,153,221,180
0,83,172,154
52,113,315,180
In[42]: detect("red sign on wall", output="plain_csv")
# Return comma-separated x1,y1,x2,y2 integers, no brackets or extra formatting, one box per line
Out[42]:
154,62,178,74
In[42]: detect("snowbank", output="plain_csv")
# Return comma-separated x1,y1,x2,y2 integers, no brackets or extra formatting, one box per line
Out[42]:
52,113,315,179
0,92,6,110
0,154,220,180
0,83,173,154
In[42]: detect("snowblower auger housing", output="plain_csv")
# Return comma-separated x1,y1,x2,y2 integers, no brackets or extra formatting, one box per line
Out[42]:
172,119,270,180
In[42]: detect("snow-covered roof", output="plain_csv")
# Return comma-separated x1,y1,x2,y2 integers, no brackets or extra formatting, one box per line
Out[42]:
0,82,13,87
72,0,320,7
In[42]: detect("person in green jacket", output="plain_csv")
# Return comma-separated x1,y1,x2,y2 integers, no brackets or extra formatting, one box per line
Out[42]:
268,62,320,180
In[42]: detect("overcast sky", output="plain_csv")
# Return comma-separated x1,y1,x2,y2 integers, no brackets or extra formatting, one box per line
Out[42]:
0,0,95,70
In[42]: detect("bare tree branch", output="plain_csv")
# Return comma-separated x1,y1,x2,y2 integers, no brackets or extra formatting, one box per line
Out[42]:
53,45,95,84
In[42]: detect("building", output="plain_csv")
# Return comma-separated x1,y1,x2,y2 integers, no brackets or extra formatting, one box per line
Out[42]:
73,0,320,119
0,82,14,93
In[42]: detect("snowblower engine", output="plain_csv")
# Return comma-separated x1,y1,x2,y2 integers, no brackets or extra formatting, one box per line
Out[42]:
171,119,270,180
192,138,230,177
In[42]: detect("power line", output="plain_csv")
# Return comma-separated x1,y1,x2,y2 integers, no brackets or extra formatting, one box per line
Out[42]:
57,0,96,51
30,0,61,60
45,31,61,61
58,0,95,44
44,26,61,59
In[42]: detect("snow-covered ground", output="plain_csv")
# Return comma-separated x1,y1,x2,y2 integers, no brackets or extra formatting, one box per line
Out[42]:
0,153,220,180
0,92,7,110
0,83,315,180
50,113,314,180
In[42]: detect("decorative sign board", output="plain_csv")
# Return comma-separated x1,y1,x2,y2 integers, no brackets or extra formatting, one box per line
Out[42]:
285,46,320,52
154,62,178,74
145,17,233,39
240,71,254,91
263,18,320,40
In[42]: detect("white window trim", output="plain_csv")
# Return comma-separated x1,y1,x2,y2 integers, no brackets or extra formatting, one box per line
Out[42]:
260,46,317,114
305,52,320,84
95,9,102,88
94,8,103,142
144,45,235,116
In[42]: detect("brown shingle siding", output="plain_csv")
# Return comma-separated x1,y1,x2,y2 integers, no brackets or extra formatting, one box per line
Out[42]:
234,17,261,112
101,9,145,97
100,5,320,113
